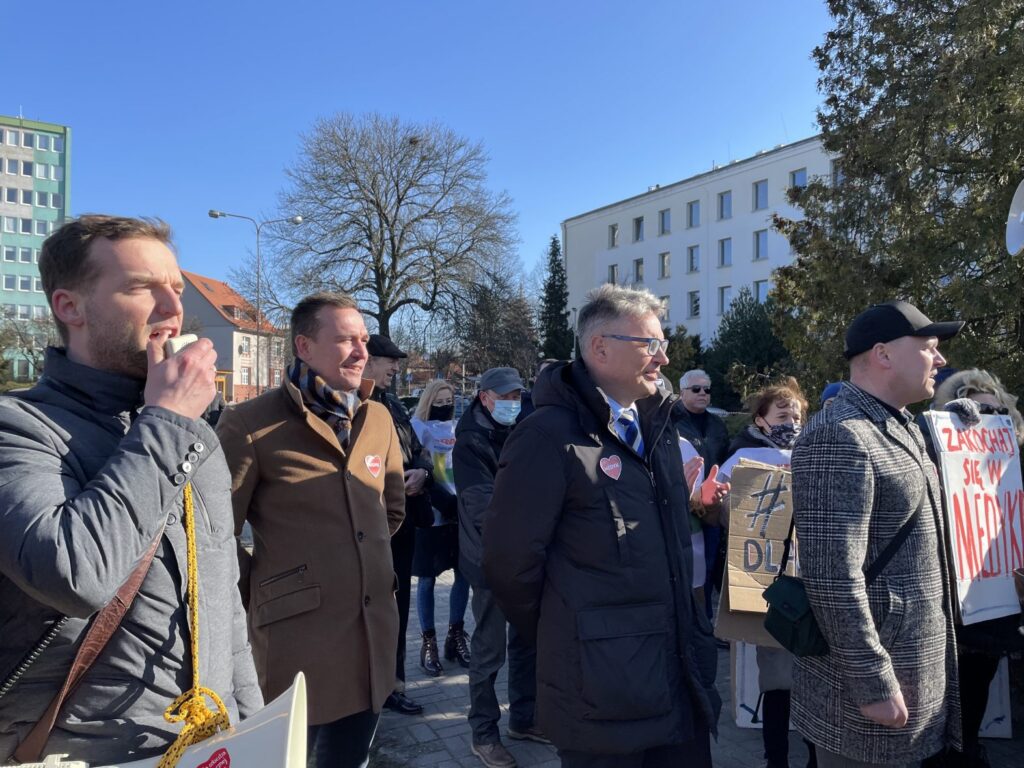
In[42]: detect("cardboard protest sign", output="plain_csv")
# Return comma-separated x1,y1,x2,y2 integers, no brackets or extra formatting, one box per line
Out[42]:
923,411,1024,624
726,463,797,613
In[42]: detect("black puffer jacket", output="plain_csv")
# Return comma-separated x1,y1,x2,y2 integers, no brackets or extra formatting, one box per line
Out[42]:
483,360,720,754
674,405,730,467
453,397,514,587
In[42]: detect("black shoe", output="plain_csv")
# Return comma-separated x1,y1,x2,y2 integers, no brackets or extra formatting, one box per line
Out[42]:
444,621,472,668
507,724,551,744
421,630,444,677
384,691,423,715
471,741,517,768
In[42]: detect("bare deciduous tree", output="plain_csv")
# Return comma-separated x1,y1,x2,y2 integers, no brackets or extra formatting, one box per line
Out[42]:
269,113,518,337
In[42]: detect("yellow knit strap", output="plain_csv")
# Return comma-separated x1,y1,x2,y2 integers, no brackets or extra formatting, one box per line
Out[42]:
156,482,231,768
156,687,231,768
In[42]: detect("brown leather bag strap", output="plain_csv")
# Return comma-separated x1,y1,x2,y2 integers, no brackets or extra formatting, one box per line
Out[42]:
13,535,162,764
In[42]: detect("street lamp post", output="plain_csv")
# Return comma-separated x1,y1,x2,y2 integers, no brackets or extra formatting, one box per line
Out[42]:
571,306,578,360
208,210,303,396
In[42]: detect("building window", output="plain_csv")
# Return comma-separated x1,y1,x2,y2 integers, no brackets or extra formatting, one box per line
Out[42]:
754,229,768,260
686,200,700,228
831,159,844,186
632,216,644,242
52,166,63,182
240,367,251,386
2,247,14,261
5,159,17,175
608,264,619,284
3,217,15,233
21,161,32,177
718,237,732,267
608,223,619,248
5,130,17,145
31,305,46,320
273,338,284,357
633,257,644,283
36,134,50,151
272,369,282,387
34,220,48,236
658,251,670,279
19,248,31,263
17,304,30,320
33,249,39,263
241,336,251,355
54,136,64,152
2,275,14,290
21,132,34,148
688,291,700,318
36,191,48,207
658,208,671,235
20,218,32,234
661,295,671,321
36,164,47,180
18,276,31,292
687,245,700,273
718,190,732,220
790,168,807,189
14,359,30,380
754,279,771,303
33,277,43,292
52,192,63,208
718,285,733,315
753,179,768,210
4,188,15,204
21,189,33,205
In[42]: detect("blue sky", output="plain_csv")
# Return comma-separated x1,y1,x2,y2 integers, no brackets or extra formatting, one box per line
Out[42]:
3,0,832,282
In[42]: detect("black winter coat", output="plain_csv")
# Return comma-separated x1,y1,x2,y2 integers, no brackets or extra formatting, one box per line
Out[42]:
373,387,433,528
452,397,514,587
483,360,720,754
673,405,730,468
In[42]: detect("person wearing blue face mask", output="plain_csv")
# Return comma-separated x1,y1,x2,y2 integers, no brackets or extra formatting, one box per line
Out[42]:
453,367,545,767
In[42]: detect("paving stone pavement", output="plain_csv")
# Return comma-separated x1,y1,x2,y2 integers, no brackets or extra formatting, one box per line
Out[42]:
370,572,1024,767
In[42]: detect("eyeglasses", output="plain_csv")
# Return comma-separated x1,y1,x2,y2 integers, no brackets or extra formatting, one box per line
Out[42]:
601,334,669,356
977,403,1010,416
687,386,712,394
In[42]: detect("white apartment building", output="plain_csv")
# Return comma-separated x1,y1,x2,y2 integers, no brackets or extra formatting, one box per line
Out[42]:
562,136,833,344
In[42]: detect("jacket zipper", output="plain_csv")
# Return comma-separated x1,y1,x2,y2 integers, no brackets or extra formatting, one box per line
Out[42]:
259,564,307,587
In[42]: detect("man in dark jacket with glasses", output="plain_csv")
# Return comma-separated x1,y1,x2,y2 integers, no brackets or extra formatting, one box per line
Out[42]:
483,284,719,768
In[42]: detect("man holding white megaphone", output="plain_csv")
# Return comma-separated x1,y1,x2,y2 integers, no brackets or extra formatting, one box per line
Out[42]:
0,216,262,765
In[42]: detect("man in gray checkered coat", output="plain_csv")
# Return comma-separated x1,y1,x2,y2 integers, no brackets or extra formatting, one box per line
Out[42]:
791,301,964,768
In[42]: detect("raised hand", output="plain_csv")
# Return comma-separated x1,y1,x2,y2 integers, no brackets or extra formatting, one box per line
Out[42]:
144,333,218,421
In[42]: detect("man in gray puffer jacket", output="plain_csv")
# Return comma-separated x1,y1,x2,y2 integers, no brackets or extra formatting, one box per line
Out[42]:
0,216,262,765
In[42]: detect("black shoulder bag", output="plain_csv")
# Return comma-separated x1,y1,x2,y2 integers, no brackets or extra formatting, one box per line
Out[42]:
762,494,924,657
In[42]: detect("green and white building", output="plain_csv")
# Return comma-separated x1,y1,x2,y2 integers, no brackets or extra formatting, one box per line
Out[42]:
0,115,71,380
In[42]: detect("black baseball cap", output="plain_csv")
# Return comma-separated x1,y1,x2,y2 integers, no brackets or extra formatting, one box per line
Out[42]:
844,300,963,360
367,334,407,359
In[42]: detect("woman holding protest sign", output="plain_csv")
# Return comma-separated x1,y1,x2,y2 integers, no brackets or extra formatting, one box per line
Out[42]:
410,380,472,677
715,377,816,768
921,369,1024,768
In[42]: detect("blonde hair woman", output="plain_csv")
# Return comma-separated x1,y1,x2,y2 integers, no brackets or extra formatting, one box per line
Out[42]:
410,380,471,677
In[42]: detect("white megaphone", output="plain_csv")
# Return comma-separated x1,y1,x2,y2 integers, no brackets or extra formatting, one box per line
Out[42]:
1006,178,1024,256
12,674,308,768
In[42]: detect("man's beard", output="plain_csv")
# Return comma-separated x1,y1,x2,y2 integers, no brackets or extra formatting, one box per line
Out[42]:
86,317,149,379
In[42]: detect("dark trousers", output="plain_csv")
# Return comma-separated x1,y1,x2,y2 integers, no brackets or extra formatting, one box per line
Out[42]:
307,708,379,768
391,520,415,687
559,728,712,768
468,584,537,744
762,689,791,768
702,522,722,617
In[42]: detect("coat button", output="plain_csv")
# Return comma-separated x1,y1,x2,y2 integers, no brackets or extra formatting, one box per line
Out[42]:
167,513,177,525
357,531,365,542
191,442,205,453
179,461,193,474
186,452,200,463
364,595,371,606
172,473,186,485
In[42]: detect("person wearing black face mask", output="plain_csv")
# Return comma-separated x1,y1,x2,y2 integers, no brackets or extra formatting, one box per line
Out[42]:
715,378,818,768
410,380,472,679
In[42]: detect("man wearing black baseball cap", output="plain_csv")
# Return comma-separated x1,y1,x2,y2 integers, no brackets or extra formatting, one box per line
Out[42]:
365,334,432,716
789,300,964,766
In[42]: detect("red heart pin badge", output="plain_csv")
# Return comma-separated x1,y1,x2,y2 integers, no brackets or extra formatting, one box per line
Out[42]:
599,455,622,480
365,455,382,478
197,749,230,768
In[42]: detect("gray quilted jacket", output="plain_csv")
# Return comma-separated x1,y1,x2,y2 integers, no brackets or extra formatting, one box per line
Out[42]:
790,382,960,763
0,349,262,765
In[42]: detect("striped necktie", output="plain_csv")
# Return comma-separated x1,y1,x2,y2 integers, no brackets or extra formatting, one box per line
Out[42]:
616,410,643,455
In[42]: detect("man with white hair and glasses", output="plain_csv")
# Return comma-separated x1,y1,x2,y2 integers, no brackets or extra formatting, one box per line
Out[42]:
483,284,719,767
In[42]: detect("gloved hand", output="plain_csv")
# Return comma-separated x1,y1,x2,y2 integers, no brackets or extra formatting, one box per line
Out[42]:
944,397,981,427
